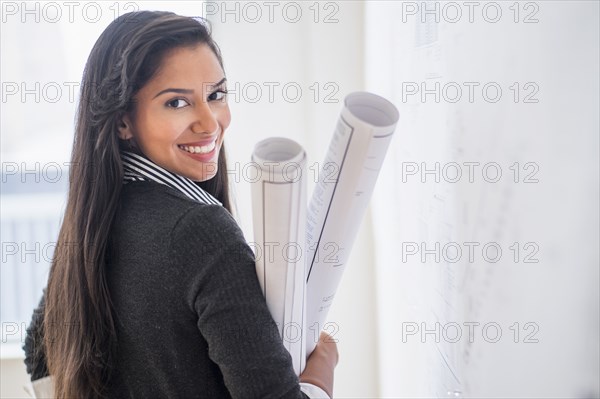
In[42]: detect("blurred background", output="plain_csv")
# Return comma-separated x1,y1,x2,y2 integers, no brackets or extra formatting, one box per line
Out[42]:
1,1,598,398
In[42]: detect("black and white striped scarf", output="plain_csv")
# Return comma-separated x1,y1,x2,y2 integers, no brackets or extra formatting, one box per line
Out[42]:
120,150,221,206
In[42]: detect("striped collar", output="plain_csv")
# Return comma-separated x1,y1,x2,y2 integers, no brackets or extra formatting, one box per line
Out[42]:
120,150,222,206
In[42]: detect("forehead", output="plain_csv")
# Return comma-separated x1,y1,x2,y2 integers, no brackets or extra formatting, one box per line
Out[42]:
145,44,224,89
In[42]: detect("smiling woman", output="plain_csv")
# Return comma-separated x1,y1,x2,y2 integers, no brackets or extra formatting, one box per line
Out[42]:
21,11,337,399
118,44,230,183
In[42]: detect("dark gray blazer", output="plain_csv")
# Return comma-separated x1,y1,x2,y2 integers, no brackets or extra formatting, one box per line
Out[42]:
23,181,308,399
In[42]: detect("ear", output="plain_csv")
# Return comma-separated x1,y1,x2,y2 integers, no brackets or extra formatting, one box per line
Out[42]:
117,114,134,140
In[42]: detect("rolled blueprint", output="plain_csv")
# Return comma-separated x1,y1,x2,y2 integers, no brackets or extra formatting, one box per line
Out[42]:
305,92,399,357
251,137,307,376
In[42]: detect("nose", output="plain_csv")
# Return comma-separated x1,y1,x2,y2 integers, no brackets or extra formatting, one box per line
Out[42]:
191,102,219,135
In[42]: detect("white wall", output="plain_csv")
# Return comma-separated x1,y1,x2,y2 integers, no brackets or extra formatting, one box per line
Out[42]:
366,1,599,397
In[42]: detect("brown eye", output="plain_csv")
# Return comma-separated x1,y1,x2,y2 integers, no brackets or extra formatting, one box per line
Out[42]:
166,98,189,108
208,90,227,102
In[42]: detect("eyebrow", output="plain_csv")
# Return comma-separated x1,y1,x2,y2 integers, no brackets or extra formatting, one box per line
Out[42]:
153,78,227,99
208,77,227,90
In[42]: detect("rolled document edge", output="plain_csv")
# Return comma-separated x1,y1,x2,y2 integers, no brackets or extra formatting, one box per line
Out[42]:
304,92,399,357
251,137,308,375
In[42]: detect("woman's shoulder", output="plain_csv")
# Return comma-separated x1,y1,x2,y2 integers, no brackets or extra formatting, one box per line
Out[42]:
120,180,208,207
118,180,242,247
120,180,227,218
170,199,244,251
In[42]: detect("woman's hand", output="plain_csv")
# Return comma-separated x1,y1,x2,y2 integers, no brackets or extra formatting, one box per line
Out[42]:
299,331,339,398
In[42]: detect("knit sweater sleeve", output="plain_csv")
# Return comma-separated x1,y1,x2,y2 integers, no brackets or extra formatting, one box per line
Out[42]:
22,289,50,381
171,204,310,399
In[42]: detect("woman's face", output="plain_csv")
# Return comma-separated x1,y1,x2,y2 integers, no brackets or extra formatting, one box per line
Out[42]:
119,43,230,182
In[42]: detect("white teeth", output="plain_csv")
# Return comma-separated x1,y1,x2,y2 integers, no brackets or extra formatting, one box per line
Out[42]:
179,140,216,155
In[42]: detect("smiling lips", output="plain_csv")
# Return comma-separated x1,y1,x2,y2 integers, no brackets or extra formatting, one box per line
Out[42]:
178,136,218,154
178,141,216,154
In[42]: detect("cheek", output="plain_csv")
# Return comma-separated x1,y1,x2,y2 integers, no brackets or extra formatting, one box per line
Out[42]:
218,105,232,131
135,110,186,144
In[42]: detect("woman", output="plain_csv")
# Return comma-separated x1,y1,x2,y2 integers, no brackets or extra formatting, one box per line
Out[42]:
22,11,338,399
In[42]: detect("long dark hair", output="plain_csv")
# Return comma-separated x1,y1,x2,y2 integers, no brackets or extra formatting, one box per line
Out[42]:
44,11,231,398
